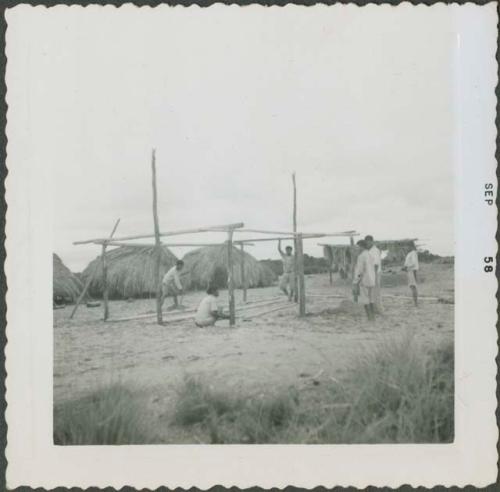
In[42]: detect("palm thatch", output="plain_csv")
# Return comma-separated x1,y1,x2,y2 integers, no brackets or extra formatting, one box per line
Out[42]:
53,253,83,302
82,246,178,299
182,245,276,291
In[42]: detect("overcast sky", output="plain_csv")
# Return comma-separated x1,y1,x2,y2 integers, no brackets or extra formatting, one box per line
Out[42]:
12,5,456,271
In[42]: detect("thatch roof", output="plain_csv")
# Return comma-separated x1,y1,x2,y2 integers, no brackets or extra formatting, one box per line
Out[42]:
53,253,83,301
82,246,178,299
182,245,276,291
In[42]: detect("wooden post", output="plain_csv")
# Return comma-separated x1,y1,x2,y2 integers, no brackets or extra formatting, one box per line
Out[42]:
297,233,306,316
240,243,247,303
102,243,110,320
349,235,356,280
292,173,298,303
151,149,163,325
227,232,236,326
71,219,120,319
329,263,333,285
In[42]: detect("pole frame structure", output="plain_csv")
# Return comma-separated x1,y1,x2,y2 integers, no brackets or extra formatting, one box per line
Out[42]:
240,243,247,303
70,218,120,319
227,232,236,326
296,233,306,316
151,149,163,325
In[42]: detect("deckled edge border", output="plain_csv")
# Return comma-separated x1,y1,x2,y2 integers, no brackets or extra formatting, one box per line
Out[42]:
0,1,498,491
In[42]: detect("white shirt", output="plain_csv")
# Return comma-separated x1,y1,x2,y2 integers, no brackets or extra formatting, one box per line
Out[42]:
354,250,376,287
162,266,182,290
195,295,219,324
404,250,419,271
368,245,382,270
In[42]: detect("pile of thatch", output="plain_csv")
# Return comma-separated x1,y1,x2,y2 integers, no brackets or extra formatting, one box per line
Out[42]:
53,253,83,302
82,246,178,299
377,239,416,265
182,245,276,291
323,245,354,278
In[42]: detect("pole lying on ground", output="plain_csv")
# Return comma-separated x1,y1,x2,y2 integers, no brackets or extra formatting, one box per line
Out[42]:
151,149,163,325
227,234,236,326
297,233,306,316
240,243,247,303
70,218,121,319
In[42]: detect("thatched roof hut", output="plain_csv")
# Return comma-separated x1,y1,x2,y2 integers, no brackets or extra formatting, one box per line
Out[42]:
182,245,276,291
82,245,178,299
53,253,83,301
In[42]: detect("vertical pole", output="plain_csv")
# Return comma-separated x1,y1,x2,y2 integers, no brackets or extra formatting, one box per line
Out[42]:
71,218,120,319
102,243,109,320
349,235,356,280
292,173,298,303
297,233,306,316
227,231,236,326
240,243,247,303
151,149,163,325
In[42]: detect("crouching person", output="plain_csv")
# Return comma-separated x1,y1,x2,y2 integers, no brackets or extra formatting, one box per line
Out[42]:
194,285,230,327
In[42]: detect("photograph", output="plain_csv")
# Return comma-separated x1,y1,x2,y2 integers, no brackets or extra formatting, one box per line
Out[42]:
4,3,498,489
48,5,455,445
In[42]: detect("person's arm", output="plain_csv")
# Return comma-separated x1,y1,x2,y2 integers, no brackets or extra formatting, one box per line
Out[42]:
278,239,284,257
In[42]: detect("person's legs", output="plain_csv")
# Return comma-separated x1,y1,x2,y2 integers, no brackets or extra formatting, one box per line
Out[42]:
288,275,296,301
279,274,289,297
410,285,418,307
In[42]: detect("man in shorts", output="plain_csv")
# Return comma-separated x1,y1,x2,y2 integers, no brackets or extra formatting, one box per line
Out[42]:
365,235,383,313
161,260,184,310
403,243,419,307
278,239,295,301
353,239,376,321
194,285,229,327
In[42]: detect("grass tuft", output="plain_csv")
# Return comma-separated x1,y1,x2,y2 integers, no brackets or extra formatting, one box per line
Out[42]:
54,384,156,445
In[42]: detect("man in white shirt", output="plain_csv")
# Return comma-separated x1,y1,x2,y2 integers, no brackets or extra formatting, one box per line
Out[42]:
365,235,383,313
403,243,419,307
353,239,376,321
194,285,229,327
278,240,295,301
161,260,184,310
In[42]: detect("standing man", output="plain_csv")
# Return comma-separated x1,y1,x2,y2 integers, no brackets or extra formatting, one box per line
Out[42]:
161,260,185,310
403,243,419,307
365,235,383,313
278,239,295,301
353,239,376,321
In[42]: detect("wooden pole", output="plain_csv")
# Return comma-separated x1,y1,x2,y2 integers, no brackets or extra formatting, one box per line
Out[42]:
70,220,120,319
151,149,163,325
349,235,356,280
101,218,121,321
292,173,299,303
297,233,306,316
240,243,247,303
227,233,236,326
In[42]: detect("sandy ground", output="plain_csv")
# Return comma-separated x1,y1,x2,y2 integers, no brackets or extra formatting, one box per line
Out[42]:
54,262,454,439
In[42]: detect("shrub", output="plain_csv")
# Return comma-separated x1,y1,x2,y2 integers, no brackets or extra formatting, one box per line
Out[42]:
54,385,156,445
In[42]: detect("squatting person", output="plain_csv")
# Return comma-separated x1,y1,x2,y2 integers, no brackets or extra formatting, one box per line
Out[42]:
194,285,230,327
161,260,185,310
278,239,296,301
353,239,376,321
403,243,419,307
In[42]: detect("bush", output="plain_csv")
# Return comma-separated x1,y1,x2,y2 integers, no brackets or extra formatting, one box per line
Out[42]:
54,385,156,445
171,335,453,444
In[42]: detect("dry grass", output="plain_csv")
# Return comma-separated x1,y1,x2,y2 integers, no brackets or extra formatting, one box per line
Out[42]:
82,246,178,300
53,335,453,445
182,245,276,291
171,334,453,444
53,385,157,445
53,253,83,302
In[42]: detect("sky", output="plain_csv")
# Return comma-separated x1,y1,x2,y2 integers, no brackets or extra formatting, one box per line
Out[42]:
11,5,456,271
